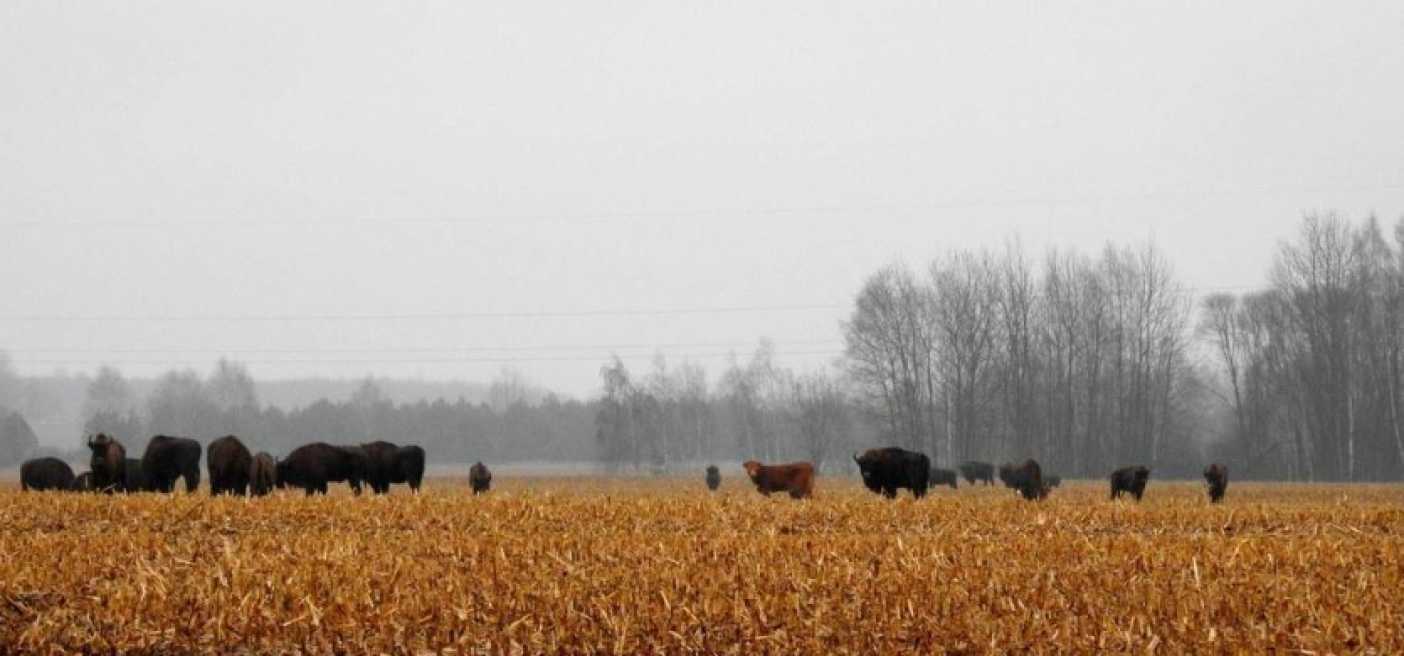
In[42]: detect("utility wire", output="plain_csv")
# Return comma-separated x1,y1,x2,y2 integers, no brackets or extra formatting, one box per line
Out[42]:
3,181,1400,231
0,303,844,322
0,339,843,355
5,348,846,366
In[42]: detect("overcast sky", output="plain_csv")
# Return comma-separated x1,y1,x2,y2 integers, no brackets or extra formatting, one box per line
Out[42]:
2,1,1402,398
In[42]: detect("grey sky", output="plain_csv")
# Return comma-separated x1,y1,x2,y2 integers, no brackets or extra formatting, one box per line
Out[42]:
2,1,1402,397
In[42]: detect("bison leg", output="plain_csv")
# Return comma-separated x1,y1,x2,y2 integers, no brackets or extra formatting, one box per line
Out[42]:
184,468,200,493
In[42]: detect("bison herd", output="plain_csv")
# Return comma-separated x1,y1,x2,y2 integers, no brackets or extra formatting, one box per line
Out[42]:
18,433,444,497
725,446,1229,504
20,435,1230,504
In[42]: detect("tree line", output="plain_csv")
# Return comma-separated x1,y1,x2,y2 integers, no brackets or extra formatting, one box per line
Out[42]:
4,212,1403,481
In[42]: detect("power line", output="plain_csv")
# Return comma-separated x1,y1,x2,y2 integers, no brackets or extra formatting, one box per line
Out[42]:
4,349,846,367
0,303,845,322
0,339,842,355
4,181,1400,231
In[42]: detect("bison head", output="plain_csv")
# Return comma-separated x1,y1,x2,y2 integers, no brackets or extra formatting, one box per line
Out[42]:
87,433,111,450
742,460,763,481
852,452,882,492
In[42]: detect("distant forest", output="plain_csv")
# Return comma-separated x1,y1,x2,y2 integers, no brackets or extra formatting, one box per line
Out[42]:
3,213,1403,481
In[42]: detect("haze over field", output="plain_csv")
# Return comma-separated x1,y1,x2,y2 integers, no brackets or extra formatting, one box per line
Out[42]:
3,2,1403,397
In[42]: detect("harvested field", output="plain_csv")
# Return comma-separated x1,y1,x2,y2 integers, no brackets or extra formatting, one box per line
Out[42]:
1,477,1401,654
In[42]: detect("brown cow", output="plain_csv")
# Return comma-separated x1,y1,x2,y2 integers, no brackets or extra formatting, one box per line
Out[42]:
742,460,814,499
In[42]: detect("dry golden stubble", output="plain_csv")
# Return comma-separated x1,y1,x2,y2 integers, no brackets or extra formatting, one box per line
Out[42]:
0,478,1400,654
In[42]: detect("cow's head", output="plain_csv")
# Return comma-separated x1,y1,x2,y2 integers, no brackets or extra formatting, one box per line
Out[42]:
742,460,763,481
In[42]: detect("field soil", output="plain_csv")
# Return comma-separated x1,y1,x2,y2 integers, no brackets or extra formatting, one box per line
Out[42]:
1,477,1401,654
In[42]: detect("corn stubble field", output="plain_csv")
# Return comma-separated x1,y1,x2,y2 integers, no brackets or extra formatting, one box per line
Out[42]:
1,477,1402,654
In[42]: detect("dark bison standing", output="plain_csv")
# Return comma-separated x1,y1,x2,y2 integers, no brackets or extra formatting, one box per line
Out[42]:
929,467,958,490
1204,463,1228,503
742,460,814,499
250,452,276,497
705,465,721,491
142,435,202,493
392,444,426,493
277,443,366,495
1044,474,1062,489
958,461,995,486
71,471,95,492
360,441,401,494
469,461,492,494
87,433,127,493
123,458,149,493
999,459,1048,500
207,435,255,496
1110,466,1151,501
854,447,930,499
20,457,76,491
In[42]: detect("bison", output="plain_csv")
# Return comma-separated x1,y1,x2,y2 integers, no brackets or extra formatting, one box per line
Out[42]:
1044,474,1062,489
742,460,814,499
958,461,995,486
360,441,401,494
469,461,492,494
207,435,254,496
71,470,95,492
705,465,721,491
392,444,426,493
141,435,202,493
122,458,149,493
87,433,127,493
854,448,930,499
250,452,276,497
20,457,76,492
1110,465,1151,501
999,459,1048,500
929,467,958,490
276,443,366,496
1204,463,1228,503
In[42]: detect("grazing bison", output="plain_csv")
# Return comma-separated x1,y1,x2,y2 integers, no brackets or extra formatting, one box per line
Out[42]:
207,435,254,496
999,459,1048,500
122,458,149,492
71,470,95,492
276,443,366,496
742,460,814,499
1204,463,1228,503
469,461,492,494
20,457,76,492
87,433,127,493
250,452,276,497
1044,474,1062,489
854,447,930,499
705,465,721,491
958,461,995,486
360,441,401,494
1110,465,1151,501
929,467,958,490
141,435,202,493
392,444,426,493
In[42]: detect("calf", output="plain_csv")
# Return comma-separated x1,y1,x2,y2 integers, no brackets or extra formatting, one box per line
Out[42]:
742,461,814,499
